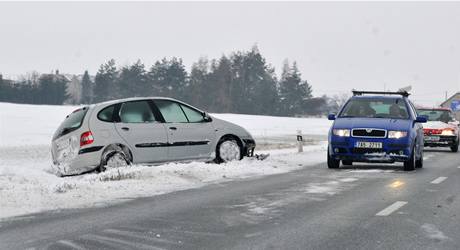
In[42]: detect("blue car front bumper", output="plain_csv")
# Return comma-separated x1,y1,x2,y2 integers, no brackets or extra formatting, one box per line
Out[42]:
329,136,412,163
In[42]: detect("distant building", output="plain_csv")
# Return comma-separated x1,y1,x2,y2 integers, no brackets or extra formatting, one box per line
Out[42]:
441,92,460,120
0,73,14,86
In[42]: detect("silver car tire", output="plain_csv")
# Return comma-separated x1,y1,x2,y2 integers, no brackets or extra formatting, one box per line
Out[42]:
217,139,242,163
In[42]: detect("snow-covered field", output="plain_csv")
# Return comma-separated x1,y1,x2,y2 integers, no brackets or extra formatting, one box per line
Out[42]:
0,102,331,219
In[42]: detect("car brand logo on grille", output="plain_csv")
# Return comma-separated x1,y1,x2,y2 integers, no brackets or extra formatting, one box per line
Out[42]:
366,129,373,133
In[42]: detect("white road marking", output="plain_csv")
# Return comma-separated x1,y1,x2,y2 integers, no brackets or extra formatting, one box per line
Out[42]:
376,201,408,216
430,177,447,184
56,240,86,250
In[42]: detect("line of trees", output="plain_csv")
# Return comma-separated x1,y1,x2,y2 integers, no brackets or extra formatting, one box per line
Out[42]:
0,71,68,105
0,46,345,116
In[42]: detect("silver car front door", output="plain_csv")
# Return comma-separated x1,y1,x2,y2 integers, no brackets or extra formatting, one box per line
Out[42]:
114,100,169,164
154,100,216,161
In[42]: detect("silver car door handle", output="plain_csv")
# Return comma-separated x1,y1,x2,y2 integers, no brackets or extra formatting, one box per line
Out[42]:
121,127,130,131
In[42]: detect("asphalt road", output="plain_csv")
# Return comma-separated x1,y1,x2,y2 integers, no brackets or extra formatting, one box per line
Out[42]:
1,148,460,250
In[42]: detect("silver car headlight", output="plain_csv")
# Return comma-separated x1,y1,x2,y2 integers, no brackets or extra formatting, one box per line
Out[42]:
388,130,408,139
333,129,350,137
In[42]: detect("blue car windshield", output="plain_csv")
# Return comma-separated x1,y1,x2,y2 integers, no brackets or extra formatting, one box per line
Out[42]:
339,98,410,119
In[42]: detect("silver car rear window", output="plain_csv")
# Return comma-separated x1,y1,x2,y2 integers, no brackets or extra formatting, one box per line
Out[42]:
54,107,88,139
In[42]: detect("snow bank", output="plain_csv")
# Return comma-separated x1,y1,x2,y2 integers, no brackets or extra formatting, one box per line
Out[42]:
0,102,331,220
212,113,331,138
0,102,331,147
0,145,327,219
0,103,76,147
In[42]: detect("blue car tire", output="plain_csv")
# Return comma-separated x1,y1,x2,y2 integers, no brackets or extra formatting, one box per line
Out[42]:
403,147,416,171
327,148,340,169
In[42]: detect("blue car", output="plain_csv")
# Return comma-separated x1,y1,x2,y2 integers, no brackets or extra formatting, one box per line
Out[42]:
327,91,427,171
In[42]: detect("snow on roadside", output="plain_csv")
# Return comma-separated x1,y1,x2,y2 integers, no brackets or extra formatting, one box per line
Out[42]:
0,143,327,220
0,102,332,220
0,103,75,147
213,113,331,138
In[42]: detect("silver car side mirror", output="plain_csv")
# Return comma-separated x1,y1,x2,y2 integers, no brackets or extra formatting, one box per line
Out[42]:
203,112,212,122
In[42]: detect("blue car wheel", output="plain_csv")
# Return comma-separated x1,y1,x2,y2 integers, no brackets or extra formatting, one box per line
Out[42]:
327,148,340,169
403,146,416,171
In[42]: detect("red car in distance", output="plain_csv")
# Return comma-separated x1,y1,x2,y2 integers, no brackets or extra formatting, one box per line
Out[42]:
417,107,459,152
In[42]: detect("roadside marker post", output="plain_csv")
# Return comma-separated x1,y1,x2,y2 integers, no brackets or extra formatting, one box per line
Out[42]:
297,130,303,153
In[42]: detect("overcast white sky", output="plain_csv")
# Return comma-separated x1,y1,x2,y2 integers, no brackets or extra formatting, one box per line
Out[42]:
1,1,460,106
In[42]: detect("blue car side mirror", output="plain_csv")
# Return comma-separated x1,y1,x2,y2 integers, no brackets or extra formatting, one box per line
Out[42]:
328,114,336,120
415,116,427,123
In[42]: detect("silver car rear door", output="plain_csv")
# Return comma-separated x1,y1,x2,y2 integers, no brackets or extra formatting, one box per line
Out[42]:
114,100,169,164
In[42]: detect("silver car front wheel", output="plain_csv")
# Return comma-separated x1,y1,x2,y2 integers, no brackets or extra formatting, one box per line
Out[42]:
218,140,241,163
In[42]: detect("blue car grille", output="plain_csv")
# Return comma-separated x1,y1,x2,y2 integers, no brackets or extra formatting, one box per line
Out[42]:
352,148,384,154
352,128,386,138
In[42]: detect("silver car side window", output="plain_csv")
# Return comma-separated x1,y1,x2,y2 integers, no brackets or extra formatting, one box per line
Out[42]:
119,101,156,123
180,105,204,123
155,100,188,123
98,105,116,122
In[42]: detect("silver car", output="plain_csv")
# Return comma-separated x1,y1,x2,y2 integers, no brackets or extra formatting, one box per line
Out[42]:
51,97,256,175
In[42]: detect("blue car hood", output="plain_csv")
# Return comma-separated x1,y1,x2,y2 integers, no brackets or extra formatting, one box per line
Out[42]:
333,117,412,131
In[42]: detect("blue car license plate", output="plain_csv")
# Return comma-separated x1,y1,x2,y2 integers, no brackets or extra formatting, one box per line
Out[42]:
355,141,382,149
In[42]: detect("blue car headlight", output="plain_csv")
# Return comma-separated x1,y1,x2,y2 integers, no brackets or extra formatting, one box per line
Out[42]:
333,129,351,137
388,130,408,139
